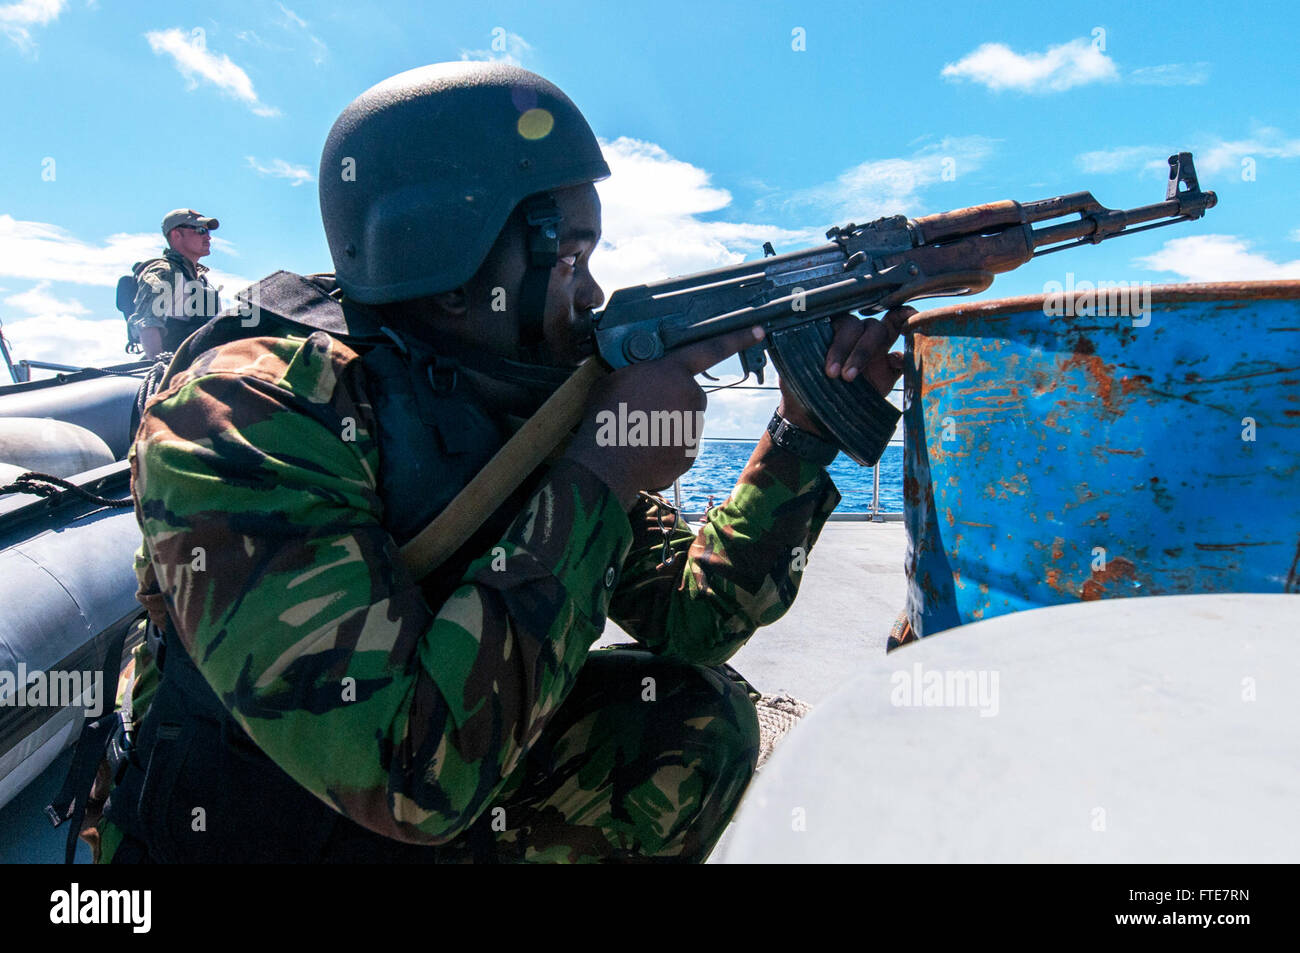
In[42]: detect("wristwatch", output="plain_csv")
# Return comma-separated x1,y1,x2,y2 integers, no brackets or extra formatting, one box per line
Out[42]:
767,412,840,467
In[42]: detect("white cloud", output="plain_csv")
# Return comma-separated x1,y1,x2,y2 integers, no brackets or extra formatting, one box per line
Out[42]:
1129,62,1210,86
203,266,255,298
306,33,327,65
1077,128,1300,177
1077,145,1170,174
145,27,279,117
1136,234,1300,281
941,37,1118,93
783,136,996,222
0,215,255,303
1195,127,1300,175
276,2,306,29
0,313,132,373
697,387,779,441
0,215,159,286
276,2,327,66
3,279,87,317
0,0,64,53
593,136,810,294
460,30,532,67
0,282,124,373
246,155,314,186
1290,228,1300,242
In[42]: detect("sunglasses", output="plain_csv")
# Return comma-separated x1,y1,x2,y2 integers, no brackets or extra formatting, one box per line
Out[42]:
178,225,211,236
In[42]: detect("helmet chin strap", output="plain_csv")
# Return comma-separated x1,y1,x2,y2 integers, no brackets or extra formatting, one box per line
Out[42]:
454,190,578,402
517,193,562,355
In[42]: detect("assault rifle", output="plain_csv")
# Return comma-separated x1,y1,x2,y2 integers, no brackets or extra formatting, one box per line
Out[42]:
400,153,1216,577
591,151,1216,466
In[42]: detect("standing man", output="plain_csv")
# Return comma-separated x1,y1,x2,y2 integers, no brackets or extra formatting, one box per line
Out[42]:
130,209,222,360
98,63,906,863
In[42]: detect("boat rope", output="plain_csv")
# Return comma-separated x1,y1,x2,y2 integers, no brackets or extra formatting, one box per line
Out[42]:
755,692,812,769
0,471,133,508
134,354,174,421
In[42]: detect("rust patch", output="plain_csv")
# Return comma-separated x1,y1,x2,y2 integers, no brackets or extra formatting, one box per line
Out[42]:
1121,375,1152,395
904,474,921,506
1081,556,1138,600
1051,537,1065,562
996,471,1030,497
1061,348,1122,415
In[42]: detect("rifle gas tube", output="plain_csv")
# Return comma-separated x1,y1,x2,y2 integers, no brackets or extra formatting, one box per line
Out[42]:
592,152,1217,466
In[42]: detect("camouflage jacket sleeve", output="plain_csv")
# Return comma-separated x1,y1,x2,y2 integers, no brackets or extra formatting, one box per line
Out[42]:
131,260,180,329
607,437,841,666
130,331,633,845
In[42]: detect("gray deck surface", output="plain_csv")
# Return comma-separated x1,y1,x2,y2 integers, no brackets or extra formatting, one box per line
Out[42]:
1,520,908,863
597,520,908,703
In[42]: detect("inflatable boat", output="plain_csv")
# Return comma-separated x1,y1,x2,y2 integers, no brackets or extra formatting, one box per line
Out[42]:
0,365,148,811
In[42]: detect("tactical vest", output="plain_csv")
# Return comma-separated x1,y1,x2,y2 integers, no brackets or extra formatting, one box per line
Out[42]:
104,272,545,862
139,252,224,355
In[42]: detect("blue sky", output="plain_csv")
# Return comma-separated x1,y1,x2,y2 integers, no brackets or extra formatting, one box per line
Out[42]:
1,0,1297,433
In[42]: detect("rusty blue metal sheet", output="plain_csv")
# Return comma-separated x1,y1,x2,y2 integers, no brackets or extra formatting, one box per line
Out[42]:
903,281,1300,639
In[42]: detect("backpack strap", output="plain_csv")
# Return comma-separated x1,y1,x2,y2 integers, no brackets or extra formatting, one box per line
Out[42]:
131,257,165,278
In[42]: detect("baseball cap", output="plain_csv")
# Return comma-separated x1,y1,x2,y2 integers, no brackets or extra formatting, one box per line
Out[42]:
161,209,220,235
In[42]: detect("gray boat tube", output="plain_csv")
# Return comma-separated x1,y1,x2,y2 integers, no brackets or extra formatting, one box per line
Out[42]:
0,460,143,811
0,369,146,460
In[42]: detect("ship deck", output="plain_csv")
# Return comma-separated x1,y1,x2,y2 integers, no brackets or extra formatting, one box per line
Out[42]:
0,518,910,863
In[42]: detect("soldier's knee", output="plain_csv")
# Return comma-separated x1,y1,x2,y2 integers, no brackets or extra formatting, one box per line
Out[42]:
673,661,760,780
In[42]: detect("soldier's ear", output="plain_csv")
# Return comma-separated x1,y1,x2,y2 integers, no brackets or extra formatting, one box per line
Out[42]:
431,288,469,317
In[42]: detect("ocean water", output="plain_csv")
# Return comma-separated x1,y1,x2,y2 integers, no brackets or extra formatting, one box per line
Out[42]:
675,439,904,513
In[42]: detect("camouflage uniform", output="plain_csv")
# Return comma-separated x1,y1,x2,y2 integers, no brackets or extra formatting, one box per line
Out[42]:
100,313,840,863
129,248,221,354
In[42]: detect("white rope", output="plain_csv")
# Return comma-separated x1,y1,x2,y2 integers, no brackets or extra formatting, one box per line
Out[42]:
755,692,811,769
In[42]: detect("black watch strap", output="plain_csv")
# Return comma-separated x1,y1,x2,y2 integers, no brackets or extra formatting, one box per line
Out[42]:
767,412,840,467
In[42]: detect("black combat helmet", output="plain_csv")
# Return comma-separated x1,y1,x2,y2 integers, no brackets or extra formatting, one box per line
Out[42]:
320,62,610,305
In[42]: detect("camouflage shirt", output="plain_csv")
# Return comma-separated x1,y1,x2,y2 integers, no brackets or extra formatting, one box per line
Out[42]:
130,248,220,333
129,329,840,845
